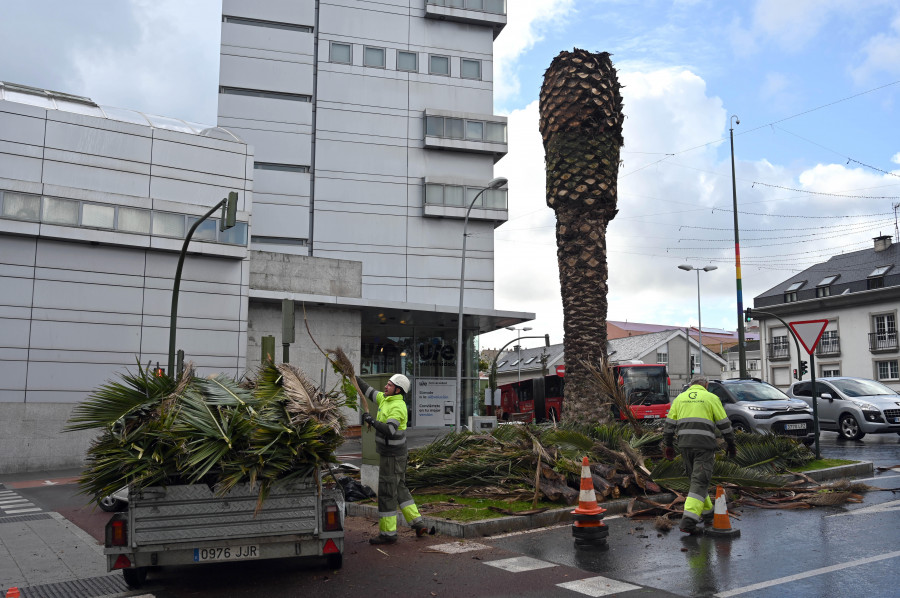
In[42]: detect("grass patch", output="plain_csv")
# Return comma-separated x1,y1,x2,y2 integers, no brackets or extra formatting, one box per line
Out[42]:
415,494,563,522
792,458,857,472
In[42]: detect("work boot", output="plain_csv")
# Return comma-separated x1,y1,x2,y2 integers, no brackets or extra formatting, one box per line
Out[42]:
679,520,700,535
413,523,434,537
369,534,398,545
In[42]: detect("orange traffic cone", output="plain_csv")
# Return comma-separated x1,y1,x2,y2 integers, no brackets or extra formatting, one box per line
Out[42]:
571,456,608,548
6,587,21,598
704,485,740,538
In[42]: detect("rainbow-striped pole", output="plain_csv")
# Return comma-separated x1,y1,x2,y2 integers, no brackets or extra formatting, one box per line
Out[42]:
730,115,748,379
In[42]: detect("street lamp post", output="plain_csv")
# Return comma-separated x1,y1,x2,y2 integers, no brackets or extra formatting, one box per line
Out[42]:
730,115,748,379
506,326,532,381
456,177,508,426
678,264,718,375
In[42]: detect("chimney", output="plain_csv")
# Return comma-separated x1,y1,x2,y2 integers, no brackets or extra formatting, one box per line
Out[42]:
874,235,892,252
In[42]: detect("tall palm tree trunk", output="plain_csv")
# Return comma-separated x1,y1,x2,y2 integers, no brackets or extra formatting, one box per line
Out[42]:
539,49,624,423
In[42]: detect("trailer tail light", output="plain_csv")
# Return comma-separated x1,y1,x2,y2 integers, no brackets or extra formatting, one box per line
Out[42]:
106,516,128,546
322,539,339,554
112,554,132,570
323,502,342,532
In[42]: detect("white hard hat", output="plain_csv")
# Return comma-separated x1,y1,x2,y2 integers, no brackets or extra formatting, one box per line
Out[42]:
389,374,410,393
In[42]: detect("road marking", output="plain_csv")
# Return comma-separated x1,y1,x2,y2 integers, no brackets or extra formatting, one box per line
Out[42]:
428,541,491,554
826,498,900,518
714,550,900,597
6,507,42,514
855,473,900,482
557,576,641,597
484,556,557,573
0,498,30,505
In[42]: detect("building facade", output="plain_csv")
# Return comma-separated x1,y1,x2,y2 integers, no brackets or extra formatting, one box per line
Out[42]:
751,235,899,391
218,0,529,426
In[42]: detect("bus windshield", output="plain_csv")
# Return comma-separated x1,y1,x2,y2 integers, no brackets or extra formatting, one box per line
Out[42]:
619,366,669,405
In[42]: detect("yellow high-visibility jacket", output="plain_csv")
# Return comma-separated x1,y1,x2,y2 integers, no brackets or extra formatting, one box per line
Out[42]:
663,385,734,450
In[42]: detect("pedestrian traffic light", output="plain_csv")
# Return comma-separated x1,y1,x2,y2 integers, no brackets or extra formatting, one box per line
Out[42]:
793,368,798,380
799,360,808,377
744,307,753,323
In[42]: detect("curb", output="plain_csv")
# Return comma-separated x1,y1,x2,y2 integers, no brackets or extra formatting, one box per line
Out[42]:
347,461,873,538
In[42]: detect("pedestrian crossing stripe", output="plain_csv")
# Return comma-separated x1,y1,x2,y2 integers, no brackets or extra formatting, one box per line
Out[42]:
484,556,557,573
557,576,642,596
0,490,42,515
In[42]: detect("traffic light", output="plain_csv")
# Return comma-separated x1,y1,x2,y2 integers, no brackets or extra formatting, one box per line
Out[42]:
793,368,798,380
799,360,808,377
744,307,753,323
220,191,238,231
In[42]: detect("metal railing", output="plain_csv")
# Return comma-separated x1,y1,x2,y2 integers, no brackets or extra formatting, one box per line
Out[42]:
815,337,841,356
766,342,790,360
868,332,899,352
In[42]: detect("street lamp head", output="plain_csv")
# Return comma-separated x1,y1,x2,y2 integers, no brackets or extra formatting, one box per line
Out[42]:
523,327,533,332
505,326,515,331
678,264,694,271
488,177,508,190
702,266,718,272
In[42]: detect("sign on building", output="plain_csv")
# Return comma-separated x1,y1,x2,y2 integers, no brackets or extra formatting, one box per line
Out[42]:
415,378,456,427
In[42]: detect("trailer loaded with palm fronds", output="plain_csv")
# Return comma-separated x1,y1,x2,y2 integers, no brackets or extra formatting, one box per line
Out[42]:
66,362,351,589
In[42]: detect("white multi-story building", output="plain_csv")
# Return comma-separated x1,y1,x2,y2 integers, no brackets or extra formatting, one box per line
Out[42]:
0,1,529,472
219,0,529,424
751,235,900,391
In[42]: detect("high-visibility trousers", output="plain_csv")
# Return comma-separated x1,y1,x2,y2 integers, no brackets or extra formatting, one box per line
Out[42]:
680,447,715,524
377,452,423,537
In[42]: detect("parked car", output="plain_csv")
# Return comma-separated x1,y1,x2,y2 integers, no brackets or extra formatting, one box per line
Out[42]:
706,378,816,444
787,377,900,440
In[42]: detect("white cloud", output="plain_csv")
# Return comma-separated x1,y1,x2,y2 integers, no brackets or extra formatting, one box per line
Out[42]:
493,0,575,106
751,0,860,51
851,13,900,84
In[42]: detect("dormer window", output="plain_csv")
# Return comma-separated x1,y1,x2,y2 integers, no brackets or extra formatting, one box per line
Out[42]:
496,361,506,368
785,291,798,302
816,275,838,298
785,281,805,292
868,265,892,290
524,356,537,365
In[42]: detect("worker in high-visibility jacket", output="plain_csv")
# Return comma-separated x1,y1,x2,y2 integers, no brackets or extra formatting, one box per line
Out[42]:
663,376,736,534
356,373,429,544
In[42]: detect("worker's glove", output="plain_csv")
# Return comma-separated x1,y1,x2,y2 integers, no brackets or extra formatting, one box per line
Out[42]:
362,413,375,426
726,443,737,458
663,446,676,461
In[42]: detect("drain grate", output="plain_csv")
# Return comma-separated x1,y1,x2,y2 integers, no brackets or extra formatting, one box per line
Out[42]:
18,574,129,598
0,513,53,525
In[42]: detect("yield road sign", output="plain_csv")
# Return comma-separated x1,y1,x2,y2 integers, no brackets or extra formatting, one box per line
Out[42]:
789,319,829,354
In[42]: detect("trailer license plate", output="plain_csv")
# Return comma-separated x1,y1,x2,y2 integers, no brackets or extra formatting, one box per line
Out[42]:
784,423,806,430
194,545,259,562
643,414,660,419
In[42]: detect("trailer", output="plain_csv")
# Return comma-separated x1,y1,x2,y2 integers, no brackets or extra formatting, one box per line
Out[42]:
104,472,344,588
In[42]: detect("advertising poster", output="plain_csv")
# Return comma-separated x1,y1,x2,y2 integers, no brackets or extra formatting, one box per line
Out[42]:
415,378,456,427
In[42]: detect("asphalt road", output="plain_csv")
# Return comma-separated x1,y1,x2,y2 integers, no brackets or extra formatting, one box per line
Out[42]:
3,432,898,598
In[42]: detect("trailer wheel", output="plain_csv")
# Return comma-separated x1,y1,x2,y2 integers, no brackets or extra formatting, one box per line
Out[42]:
326,552,343,570
123,567,147,588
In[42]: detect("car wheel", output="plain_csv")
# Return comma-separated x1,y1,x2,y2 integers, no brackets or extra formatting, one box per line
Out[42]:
731,420,751,434
838,413,865,440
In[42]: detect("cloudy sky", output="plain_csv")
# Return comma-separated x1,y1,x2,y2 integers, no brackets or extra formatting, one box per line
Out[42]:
3,1,899,353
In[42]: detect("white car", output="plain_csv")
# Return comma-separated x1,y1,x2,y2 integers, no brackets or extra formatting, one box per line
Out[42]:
787,377,900,440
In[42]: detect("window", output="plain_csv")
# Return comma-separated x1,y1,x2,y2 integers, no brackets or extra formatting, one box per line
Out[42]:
785,281,805,292
363,46,385,68
429,54,450,75
496,360,507,368
425,184,443,205
444,185,464,206
187,217,218,241
117,207,150,234
485,122,507,143
868,266,891,289
524,356,537,365
81,203,115,229
690,354,697,374
222,15,313,32
153,212,185,238
869,265,891,277
42,196,79,225
876,360,899,381
785,291,797,302
220,87,311,102
818,275,838,286
1,191,40,221
255,162,310,173
747,360,760,370
816,286,831,298
656,352,668,364
424,183,506,210
330,42,351,64
398,51,417,72
461,58,482,80
822,367,840,377
873,314,897,341
510,359,520,366
819,330,839,353
465,120,483,140
445,117,464,139
425,115,444,137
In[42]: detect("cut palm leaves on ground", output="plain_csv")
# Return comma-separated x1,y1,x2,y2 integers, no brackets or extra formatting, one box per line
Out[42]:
66,361,349,510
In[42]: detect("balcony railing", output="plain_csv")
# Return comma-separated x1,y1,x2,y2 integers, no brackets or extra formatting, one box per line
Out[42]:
767,343,790,361
868,332,899,352
815,337,841,357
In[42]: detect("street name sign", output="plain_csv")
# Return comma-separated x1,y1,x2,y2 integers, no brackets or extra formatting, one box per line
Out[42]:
789,319,829,355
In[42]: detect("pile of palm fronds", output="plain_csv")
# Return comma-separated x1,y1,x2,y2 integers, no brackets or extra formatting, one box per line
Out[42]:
406,422,805,507
66,362,352,507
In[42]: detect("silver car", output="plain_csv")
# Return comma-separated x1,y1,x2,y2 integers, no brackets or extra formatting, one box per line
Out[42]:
707,379,816,444
787,377,900,440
